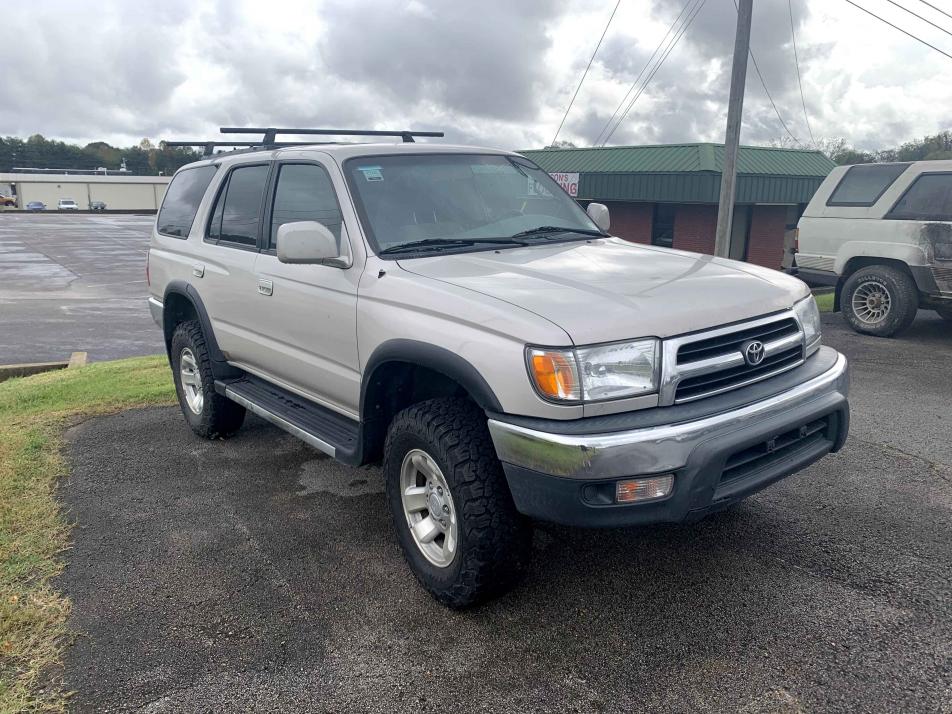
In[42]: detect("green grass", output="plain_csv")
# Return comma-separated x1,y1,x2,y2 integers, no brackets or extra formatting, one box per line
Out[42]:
814,291,834,313
0,356,175,713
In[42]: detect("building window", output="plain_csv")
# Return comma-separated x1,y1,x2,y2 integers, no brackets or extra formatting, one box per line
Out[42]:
652,204,675,247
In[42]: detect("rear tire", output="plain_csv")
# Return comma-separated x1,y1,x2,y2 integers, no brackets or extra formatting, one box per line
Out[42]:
170,320,245,439
841,265,918,337
384,398,530,608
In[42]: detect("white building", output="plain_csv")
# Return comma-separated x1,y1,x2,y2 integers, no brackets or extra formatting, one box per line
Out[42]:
0,172,171,210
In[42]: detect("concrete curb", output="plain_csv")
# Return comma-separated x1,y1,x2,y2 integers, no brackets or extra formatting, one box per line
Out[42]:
0,351,88,383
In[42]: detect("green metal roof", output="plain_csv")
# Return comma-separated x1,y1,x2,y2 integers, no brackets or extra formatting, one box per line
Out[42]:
518,143,835,204
520,143,835,177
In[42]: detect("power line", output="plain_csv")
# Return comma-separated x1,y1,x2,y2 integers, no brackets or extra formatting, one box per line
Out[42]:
843,0,952,60
592,0,696,146
917,0,952,23
601,0,706,145
551,0,622,147
788,0,816,147
733,0,802,147
884,0,952,38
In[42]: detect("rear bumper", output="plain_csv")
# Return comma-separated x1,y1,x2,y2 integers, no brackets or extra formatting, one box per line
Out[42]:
488,351,849,527
148,297,163,328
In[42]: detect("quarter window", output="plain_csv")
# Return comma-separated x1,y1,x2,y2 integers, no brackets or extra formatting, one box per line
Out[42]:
826,163,908,207
886,173,952,221
207,164,270,247
157,165,217,238
270,164,343,249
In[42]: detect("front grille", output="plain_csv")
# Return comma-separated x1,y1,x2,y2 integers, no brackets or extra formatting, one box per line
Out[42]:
719,417,831,485
676,317,799,364
672,316,804,403
675,345,803,402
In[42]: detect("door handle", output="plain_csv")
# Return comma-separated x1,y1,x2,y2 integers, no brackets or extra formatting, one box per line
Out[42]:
192,263,205,278
257,279,273,296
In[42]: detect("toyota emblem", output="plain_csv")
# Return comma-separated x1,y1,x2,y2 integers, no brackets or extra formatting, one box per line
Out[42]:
742,340,766,366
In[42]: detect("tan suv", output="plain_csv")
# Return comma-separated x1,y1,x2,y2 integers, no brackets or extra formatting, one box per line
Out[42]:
148,128,850,607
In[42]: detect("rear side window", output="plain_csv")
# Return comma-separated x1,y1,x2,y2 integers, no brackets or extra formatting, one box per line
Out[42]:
269,164,342,249
886,173,952,221
207,164,270,247
157,166,217,238
826,163,909,207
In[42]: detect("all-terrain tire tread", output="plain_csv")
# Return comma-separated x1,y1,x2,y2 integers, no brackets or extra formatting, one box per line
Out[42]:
171,320,245,439
384,398,529,608
842,264,918,337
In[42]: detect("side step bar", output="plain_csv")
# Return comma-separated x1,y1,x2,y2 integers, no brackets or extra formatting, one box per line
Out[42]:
214,375,361,464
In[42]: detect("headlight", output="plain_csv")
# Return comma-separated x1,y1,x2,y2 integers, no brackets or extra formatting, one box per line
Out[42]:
793,295,822,353
527,338,659,403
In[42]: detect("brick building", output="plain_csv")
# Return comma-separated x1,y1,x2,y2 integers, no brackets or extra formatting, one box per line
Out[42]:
521,143,835,270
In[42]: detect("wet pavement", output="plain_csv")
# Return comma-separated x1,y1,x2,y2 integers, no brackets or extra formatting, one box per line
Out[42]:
0,213,162,363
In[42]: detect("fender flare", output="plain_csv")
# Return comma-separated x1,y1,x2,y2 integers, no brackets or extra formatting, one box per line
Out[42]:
361,339,504,414
162,282,238,378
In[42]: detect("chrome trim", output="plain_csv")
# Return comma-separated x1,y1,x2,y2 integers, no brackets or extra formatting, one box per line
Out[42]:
488,351,848,480
148,297,163,327
659,310,805,405
223,387,336,457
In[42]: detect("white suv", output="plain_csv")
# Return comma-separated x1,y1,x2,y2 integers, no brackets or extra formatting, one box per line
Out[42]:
57,198,79,210
148,129,850,607
797,160,952,336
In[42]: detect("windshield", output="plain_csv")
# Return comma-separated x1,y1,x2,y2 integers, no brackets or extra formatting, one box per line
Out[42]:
344,154,601,255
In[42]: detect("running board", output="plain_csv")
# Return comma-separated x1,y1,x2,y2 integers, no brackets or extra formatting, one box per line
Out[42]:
215,375,360,463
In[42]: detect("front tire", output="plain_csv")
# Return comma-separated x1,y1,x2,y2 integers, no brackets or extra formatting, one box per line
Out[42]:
384,398,530,608
841,265,918,337
170,320,245,439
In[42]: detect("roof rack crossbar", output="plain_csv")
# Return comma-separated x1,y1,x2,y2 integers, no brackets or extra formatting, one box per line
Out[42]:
162,140,322,157
219,127,445,144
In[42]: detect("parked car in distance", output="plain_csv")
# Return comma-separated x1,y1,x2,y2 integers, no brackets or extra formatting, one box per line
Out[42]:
797,160,952,335
89,200,107,211
0,195,15,207
148,132,850,608
26,201,46,212
57,198,79,210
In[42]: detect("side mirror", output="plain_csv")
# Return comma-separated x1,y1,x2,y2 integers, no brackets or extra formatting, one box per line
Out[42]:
587,202,610,233
276,221,350,267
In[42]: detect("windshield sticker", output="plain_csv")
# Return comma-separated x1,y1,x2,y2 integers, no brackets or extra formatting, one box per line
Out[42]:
357,165,384,181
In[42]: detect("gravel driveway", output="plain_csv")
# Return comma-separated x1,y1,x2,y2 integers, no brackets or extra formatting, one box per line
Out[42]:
59,315,952,713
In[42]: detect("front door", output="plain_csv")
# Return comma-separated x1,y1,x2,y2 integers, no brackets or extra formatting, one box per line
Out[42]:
251,160,361,418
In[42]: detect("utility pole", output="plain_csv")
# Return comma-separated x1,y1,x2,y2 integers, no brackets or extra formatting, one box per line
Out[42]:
714,0,753,259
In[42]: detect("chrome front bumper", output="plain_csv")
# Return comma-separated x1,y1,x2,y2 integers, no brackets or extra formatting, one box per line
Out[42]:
488,351,849,481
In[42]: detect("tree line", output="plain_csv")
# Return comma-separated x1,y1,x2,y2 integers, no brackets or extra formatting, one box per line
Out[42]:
771,130,952,165
0,135,202,175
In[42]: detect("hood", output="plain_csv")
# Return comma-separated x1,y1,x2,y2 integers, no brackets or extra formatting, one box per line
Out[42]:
398,238,809,344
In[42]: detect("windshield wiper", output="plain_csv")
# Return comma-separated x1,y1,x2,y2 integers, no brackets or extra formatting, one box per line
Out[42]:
378,237,527,255
509,225,608,240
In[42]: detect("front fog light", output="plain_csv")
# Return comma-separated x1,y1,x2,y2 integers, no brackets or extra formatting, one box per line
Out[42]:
615,474,674,503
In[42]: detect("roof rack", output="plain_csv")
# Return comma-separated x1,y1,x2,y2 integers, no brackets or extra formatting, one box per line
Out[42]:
162,140,323,156
162,127,445,158
219,127,445,144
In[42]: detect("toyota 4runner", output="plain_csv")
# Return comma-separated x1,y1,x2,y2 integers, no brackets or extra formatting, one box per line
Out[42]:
148,128,850,607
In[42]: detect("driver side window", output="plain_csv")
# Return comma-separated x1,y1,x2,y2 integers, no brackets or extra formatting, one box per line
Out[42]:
270,164,343,250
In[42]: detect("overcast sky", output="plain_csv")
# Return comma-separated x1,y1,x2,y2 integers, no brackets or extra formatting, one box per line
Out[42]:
2,0,950,153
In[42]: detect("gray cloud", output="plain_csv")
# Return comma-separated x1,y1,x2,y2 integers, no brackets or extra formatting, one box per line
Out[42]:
0,0,945,155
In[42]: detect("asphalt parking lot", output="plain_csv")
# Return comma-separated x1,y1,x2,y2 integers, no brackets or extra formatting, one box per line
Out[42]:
58,316,952,713
0,214,162,363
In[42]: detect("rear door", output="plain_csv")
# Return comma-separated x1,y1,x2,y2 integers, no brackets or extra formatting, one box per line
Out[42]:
251,159,361,417
196,161,273,372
